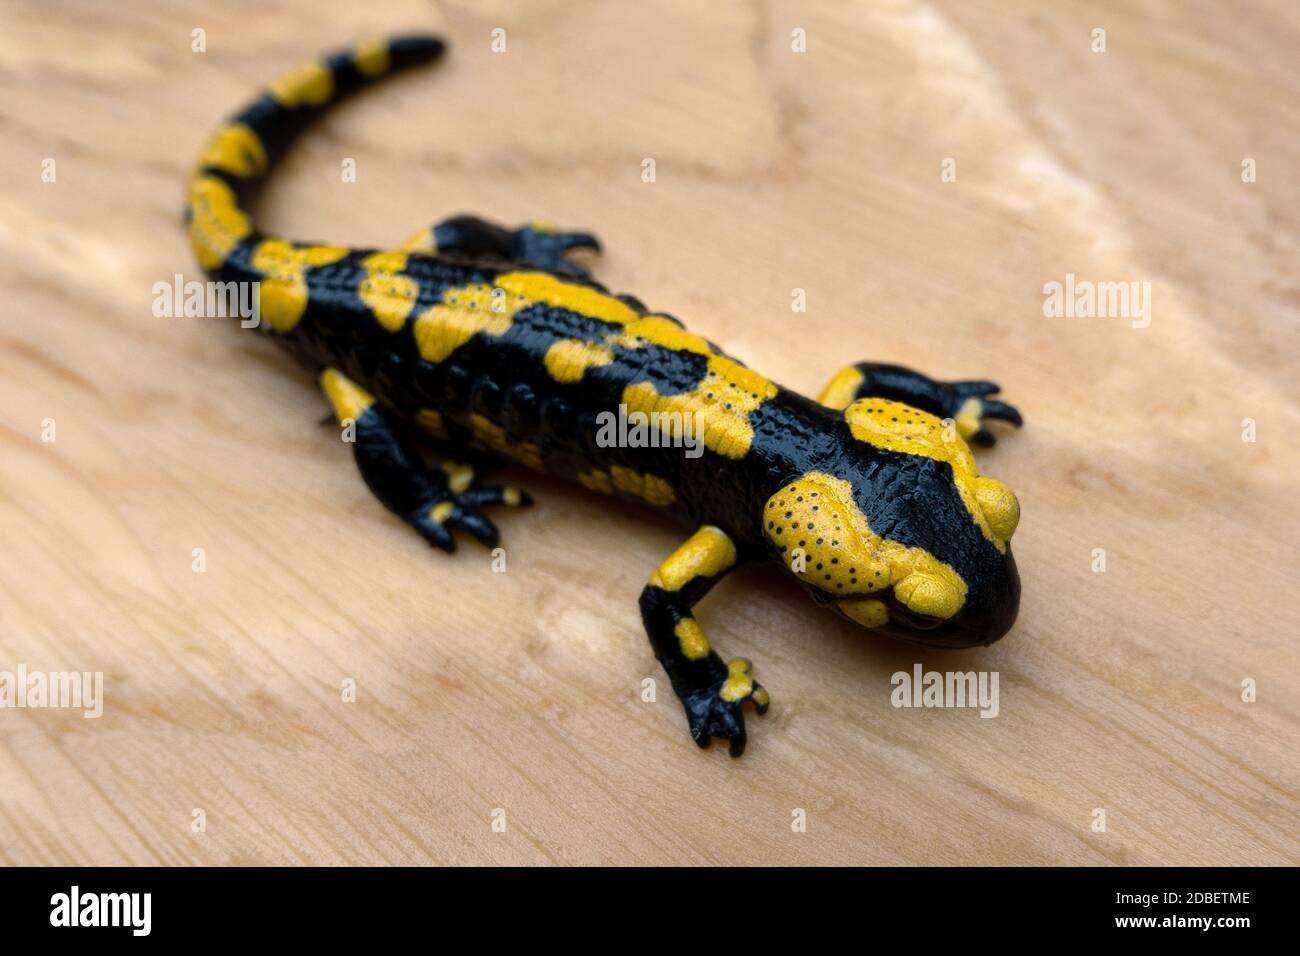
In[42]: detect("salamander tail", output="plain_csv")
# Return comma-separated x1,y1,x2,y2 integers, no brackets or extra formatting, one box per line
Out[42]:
185,35,446,272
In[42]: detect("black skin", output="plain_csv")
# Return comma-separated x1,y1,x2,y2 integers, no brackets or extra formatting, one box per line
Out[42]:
189,34,1023,756
640,571,768,758
350,404,531,552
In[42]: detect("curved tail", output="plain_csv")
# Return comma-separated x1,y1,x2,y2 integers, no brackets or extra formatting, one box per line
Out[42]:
185,35,445,272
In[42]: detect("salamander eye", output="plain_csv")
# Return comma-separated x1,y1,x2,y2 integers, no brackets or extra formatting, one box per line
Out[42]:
974,477,1019,542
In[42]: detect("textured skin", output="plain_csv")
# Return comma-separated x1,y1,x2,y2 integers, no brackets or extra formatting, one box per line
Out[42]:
185,35,1025,756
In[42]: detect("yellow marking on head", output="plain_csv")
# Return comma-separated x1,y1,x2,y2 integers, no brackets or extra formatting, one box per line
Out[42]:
816,365,865,410
650,526,736,591
186,175,252,269
839,597,889,628
974,476,1020,541
765,472,968,619
955,396,983,440
469,415,544,471
718,658,754,703
674,618,711,661
320,368,374,422
543,338,615,383
577,470,614,494
269,60,334,108
399,226,437,254
751,685,770,709
250,239,349,332
441,461,474,494
609,465,676,506
415,409,447,439
353,38,391,77
198,124,267,178
429,501,454,523
359,251,418,332
844,398,1017,552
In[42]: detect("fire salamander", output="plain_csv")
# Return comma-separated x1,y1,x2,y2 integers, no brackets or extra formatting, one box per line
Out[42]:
187,35,1025,757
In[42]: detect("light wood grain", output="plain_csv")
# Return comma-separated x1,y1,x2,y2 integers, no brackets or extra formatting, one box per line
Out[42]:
0,0,1297,865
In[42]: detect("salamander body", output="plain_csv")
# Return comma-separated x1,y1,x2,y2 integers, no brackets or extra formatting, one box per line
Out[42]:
187,35,1025,756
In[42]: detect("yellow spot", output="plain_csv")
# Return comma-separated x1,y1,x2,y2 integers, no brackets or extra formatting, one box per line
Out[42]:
413,282,517,363
578,470,614,494
359,251,419,332
413,272,776,455
320,368,374,422
610,465,676,506
613,315,777,459
751,685,770,709
415,409,447,439
502,487,522,506
844,398,1017,551
975,476,1020,541
816,365,865,409
719,658,754,703
425,270,642,366
543,338,615,383
650,526,736,592
839,597,889,628
610,314,705,353
186,175,252,269
895,573,965,619
955,396,983,440
251,239,349,332
353,38,391,77
764,472,969,620
441,461,474,494
413,270,775,454
429,501,454,523
674,618,711,660
269,60,333,108
496,272,640,326
469,415,544,471
399,226,437,254
198,124,267,178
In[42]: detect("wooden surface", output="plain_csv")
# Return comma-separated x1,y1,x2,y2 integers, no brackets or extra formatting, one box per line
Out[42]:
1,0,1297,866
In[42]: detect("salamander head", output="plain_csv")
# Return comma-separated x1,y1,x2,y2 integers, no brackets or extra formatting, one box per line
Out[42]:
762,399,1020,648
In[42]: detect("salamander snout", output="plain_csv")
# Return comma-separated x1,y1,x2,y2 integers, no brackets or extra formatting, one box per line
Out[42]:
862,545,1020,648
763,464,1021,647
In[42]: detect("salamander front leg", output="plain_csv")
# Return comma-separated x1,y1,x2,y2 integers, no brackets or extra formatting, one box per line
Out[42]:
818,361,1023,446
401,214,601,277
640,526,769,757
320,368,530,552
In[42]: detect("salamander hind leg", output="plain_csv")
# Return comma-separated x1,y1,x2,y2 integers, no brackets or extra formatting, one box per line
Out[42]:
640,527,769,757
320,369,530,552
818,361,1023,447
401,215,601,277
